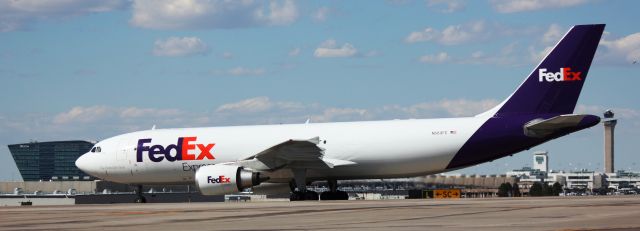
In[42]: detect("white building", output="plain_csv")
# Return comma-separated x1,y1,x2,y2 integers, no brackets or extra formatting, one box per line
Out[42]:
548,170,603,190
606,171,640,189
506,167,565,188
505,151,639,191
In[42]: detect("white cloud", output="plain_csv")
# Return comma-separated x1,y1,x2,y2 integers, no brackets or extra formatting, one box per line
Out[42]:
526,24,573,64
427,0,465,13
599,32,640,64
53,106,184,124
461,43,522,66
471,51,485,59
314,39,358,58
364,50,380,57
406,28,437,43
288,48,301,56
152,36,209,57
0,0,127,32
491,0,588,13
385,0,411,5
222,52,233,59
216,97,273,113
119,107,181,119
53,106,110,124
419,52,451,63
210,67,267,76
501,42,517,55
389,99,500,117
311,108,371,123
131,0,298,30
542,24,564,44
255,0,298,26
227,67,266,76
312,7,331,22
405,21,487,45
529,45,554,63
216,97,500,123
215,97,305,115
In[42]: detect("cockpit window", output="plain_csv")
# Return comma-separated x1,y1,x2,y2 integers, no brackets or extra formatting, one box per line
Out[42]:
91,147,96,153
96,147,101,153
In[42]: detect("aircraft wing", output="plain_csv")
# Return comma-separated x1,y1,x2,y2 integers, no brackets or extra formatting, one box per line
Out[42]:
236,137,356,171
524,114,591,138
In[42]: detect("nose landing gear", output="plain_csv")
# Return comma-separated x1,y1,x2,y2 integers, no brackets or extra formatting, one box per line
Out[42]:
134,185,147,203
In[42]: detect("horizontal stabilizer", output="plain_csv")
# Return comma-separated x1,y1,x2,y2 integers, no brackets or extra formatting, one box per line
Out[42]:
524,114,590,138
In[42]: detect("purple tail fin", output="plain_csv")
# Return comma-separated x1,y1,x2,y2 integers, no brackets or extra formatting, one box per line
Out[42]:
494,24,605,116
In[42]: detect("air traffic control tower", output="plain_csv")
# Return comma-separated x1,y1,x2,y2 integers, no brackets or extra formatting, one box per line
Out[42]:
603,110,616,174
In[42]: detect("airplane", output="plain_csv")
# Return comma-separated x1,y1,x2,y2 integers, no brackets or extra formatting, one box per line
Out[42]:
76,24,605,202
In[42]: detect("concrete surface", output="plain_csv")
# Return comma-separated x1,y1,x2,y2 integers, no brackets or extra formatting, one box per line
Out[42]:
0,198,75,207
1,196,639,231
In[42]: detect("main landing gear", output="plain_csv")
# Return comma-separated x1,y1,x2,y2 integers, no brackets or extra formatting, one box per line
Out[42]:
289,169,319,201
288,169,348,201
320,179,349,200
134,185,147,203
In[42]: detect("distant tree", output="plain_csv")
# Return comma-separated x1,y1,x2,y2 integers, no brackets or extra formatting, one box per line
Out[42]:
529,182,543,196
551,182,563,196
543,183,553,196
512,183,521,197
498,183,512,197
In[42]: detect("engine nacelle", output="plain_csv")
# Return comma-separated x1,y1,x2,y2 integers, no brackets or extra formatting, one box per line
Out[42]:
195,165,269,195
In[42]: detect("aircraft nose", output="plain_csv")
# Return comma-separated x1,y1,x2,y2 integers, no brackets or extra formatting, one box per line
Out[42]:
75,153,92,174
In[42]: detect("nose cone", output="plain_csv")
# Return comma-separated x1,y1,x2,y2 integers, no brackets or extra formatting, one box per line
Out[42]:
75,153,92,175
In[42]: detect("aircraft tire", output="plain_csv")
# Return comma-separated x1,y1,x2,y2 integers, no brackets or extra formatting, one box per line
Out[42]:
135,196,147,203
320,191,349,200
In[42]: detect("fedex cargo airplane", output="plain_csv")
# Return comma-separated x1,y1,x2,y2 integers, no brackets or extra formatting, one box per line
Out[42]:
76,24,605,202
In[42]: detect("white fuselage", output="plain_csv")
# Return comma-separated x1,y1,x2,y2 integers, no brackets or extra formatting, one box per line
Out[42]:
76,117,486,184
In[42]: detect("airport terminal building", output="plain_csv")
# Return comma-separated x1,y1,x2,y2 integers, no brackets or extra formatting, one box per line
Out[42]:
8,140,95,181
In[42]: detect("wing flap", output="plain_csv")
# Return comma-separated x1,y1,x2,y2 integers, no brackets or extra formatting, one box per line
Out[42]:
237,137,355,171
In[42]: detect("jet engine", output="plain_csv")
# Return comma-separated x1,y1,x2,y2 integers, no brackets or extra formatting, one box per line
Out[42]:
195,165,269,195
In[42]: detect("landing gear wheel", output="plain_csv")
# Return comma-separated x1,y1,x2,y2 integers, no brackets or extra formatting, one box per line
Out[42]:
304,191,319,201
135,196,147,203
320,190,349,200
336,191,349,200
290,192,303,201
320,192,331,200
290,191,319,201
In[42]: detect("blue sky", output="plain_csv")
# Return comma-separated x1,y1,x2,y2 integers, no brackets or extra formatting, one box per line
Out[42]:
1,0,639,181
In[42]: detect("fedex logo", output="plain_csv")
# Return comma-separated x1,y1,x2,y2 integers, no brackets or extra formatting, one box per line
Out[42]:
207,175,231,184
136,137,215,162
538,67,582,82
